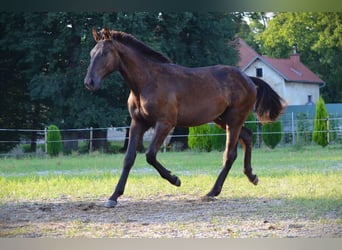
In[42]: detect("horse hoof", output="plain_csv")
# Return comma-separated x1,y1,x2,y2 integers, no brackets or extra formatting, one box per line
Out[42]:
252,176,259,185
174,177,181,187
104,200,117,208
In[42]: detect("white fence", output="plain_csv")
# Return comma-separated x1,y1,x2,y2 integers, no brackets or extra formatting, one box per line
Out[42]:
0,113,341,156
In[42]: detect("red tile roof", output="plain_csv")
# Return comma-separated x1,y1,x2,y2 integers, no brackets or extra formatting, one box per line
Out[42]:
238,39,324,84
237,38,259,69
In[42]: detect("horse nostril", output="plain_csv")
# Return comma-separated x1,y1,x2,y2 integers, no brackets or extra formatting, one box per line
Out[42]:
84,77,94,89
84,75,100,90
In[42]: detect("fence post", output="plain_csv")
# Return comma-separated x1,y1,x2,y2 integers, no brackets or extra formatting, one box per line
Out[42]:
89,127,93,154
327,117,330,145
291,112,295,145
44,127,48,153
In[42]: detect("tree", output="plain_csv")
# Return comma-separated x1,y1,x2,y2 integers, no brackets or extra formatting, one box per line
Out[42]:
262,121,282,149
0,13,51,152
156,12,239,67
257,12,342,102
1,12,240,153
312,96,329,147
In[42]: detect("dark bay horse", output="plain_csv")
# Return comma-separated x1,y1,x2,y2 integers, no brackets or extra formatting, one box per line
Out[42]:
84,28,287,208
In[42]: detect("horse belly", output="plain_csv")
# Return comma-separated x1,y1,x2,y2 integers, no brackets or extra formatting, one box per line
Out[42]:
176,96,227,127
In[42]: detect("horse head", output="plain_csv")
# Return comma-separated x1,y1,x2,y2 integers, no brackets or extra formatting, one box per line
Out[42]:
84,28,120,91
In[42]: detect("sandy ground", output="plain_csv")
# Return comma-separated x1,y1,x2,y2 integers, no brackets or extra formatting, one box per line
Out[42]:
1,194,341,238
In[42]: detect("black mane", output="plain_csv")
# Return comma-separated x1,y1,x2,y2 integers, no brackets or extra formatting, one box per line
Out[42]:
110,30,172,64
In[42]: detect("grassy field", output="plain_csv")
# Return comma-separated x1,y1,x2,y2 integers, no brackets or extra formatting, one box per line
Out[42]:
0,145,341,237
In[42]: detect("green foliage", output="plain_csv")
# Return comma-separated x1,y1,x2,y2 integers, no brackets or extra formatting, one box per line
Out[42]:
245,112,258,145
328,115,338,143
296,112,312,146
47,125,63,156
210,125,226,151
0,12,240,142
188,124,211,152
157,12,239,67
257,12,342,102
262,121,282,149
312,96,329,147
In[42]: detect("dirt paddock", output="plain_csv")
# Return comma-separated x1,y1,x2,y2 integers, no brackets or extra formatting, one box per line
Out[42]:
1,194,341,238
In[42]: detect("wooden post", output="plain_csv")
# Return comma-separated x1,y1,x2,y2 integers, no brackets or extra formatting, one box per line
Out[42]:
89,127,93,154
291,112,295,145
44,127,48,154
327,117,330,145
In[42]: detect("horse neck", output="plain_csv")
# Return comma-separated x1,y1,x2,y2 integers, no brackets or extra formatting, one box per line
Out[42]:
116,43,151,94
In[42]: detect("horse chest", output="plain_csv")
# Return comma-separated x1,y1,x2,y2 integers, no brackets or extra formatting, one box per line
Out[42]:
128,95,158,123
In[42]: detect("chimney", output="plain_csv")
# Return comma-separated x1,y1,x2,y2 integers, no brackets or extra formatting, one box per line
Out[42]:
290,44,300,66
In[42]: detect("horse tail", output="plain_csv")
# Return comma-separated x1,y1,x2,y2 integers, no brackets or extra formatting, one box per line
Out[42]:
249,76,288,124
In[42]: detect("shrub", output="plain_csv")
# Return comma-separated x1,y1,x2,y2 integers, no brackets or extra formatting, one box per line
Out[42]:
244,112,258,145
312,96,329,147
47,124,63,156
328,114,338,143
188,124,211,151
262,120,282,149
210,124,226,151
296,112,311,146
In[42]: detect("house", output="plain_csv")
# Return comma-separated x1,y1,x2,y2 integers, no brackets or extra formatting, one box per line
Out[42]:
238,39,325,105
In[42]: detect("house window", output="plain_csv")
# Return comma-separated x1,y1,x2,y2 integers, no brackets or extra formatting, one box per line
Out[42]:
256,68,263,77
306,95,314,105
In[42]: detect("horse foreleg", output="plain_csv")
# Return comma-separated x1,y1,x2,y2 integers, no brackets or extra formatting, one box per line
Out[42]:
106,120,148,208
205,122,241,198
146,122,181,187
239,126,258,185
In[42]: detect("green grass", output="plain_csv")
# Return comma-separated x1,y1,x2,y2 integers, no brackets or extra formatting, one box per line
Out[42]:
0,145,341,206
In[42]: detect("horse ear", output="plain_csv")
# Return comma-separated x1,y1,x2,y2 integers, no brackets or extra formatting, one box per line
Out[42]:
92,27,100,42
102,27,111,40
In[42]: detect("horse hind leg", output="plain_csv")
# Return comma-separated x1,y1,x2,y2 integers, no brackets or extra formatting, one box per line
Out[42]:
146,121,181,187
239,126,258,185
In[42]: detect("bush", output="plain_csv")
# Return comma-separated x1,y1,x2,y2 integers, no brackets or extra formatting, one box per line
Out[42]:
210,124,226,151
312,96,328,147
262,121,282,149
328,114,338,143
296,112,311,146
47,125,63,156
188,124,211,151
244,112,258,145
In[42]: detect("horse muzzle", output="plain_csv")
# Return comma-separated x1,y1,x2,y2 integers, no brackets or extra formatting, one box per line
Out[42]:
84,76,100,91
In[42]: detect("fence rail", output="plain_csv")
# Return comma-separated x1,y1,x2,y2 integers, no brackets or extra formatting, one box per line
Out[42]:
1,113,341,157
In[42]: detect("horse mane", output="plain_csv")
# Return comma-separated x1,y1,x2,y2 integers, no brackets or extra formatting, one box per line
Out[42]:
100,28,172,64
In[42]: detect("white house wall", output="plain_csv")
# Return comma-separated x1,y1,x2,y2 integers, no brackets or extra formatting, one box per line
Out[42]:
243,59,320,106
244,60,286,99
285,82,319,105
